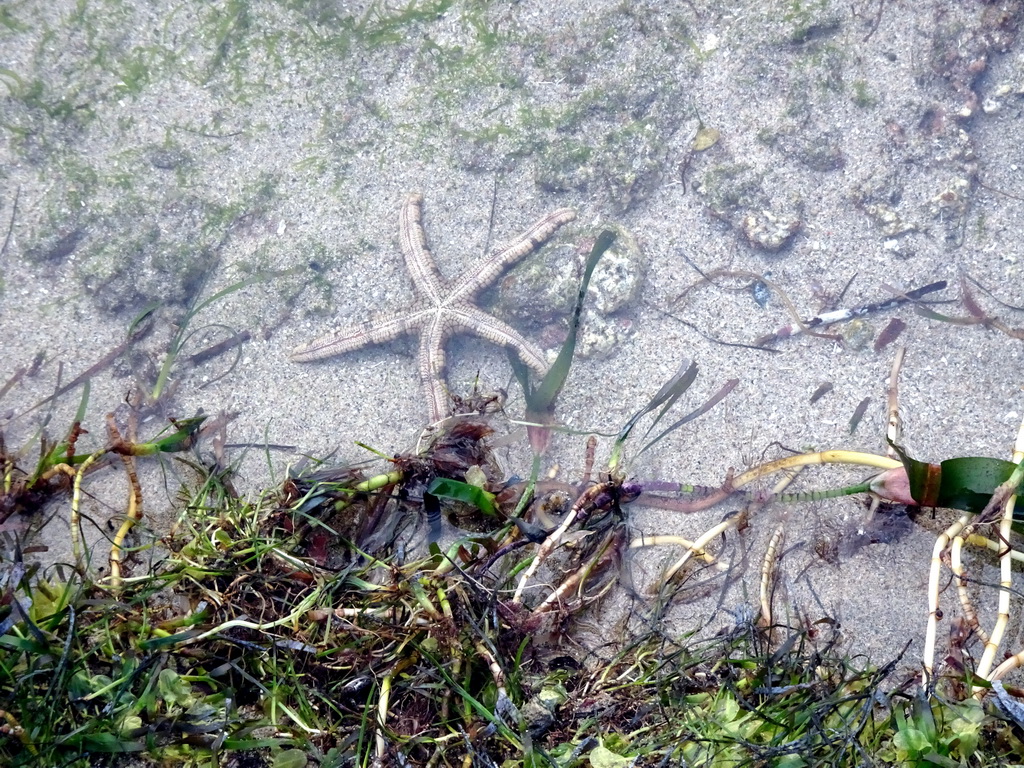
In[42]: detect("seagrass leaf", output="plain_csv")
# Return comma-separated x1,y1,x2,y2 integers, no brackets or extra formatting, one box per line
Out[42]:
426,477,498,517
888,440,1019,513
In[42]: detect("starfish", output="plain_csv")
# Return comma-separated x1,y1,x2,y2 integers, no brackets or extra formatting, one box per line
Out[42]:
291,193,577,422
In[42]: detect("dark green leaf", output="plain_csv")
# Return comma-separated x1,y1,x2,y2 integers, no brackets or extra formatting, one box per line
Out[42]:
148,415,207,453
629,360,698,444
74,732,146,752
913,305,976,325
221,737,293,750
889,440,1019,513
643,377,739,451
515,230,616,412
126,300,161,337
75,379,90,424
0,633,47,653
606,360,696,470
938,456,1019,514
920,753,959,768
136,628,204,651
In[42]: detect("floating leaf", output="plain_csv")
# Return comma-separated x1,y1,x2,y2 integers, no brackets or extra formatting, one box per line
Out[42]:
692,126,721,151
157,669,194,709
590,744,635,768
118,715,143,737
273,749,311,768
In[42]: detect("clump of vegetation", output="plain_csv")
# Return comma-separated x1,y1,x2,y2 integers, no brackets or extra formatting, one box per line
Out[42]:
2,303,1024,767
3,388,1024,766
2,243,1024,767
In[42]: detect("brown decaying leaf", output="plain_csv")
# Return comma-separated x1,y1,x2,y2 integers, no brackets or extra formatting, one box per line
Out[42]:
873,318,906,352
809,382,833,403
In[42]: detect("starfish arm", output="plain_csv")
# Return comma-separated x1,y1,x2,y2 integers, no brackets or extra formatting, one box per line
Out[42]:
292,194,573,424
400,193,446,304
448,207,577,301
452,305,549,374
290,309,429,362
417,315,452,423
